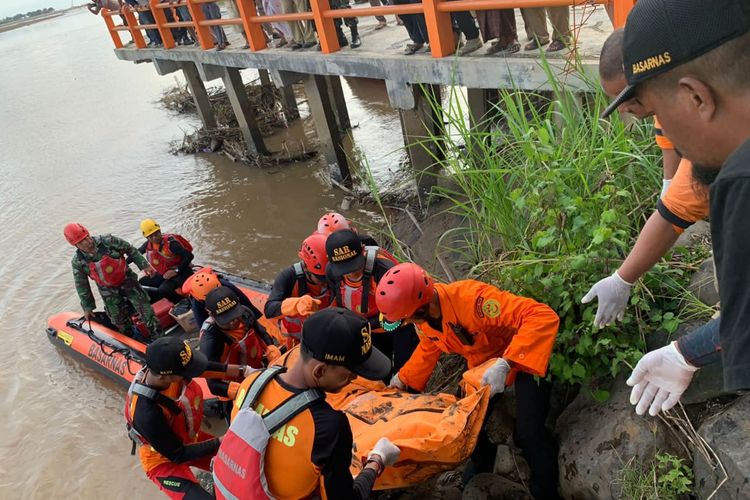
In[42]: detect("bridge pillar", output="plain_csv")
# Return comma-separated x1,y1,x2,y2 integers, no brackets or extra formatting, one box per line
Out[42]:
180,62,216,130
220,67,268,157
397,84,444,203
303,74,351,186
326,76,351,132
466,88,499,159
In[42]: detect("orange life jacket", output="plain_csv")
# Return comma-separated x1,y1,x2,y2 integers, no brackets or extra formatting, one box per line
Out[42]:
202,309,268,370
280,262,333,338
145,234,190,276
124,368,205,473
88,254,127,288
333,246,395,319
230,369,324,500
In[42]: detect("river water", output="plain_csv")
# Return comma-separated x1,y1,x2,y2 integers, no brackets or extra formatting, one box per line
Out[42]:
0,9,402,498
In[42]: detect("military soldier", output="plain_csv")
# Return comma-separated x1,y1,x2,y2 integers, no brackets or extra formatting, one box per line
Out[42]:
65,223,163,339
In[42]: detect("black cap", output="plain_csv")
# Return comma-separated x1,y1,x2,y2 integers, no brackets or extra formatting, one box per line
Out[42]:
325,229,364,277
205,286,243,328
146,337,208,378
301,307,391,380
601,0,750,118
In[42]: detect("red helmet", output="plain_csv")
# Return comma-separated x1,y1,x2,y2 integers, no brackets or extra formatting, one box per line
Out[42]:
376,263,435,322
182,266,221,301
64,223,90,246
316,212,350,235
298,233,328,275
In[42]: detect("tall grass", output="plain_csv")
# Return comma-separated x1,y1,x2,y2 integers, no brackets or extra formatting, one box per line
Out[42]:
403,59,711,391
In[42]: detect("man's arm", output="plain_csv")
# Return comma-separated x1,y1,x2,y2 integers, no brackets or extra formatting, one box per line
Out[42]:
72,258,96,313
133,400,220,462
264,267,297,319
617,211,680,283
199,329,232,397
168,238,194,274
397,336,443,392
108,235,150,270
662,149,681,182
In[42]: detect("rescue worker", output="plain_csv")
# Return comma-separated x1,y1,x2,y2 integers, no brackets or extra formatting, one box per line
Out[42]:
65,223,163,339
137,219,194,304
377,263,561,498
181,267,263,328
325,229,419,375
218,308,401,499
583,28,709,329
126,336,249,499
316,211,379,246
264,233,333,349
199,287,280,404
598,0,750,416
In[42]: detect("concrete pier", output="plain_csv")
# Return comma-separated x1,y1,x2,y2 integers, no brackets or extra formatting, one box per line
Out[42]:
220,67,268,156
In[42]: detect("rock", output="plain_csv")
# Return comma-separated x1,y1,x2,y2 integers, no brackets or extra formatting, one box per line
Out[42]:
485,393,515,445
555,374,673,500
494,445,516,476
688,257,720,307
462,473,532,500
674,220,711,248
693,394,750,500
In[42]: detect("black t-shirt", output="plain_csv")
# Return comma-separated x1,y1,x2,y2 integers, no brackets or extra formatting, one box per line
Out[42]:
710,138,750,390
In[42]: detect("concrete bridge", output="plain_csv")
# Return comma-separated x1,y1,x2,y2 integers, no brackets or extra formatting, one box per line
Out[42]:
102,1,627,193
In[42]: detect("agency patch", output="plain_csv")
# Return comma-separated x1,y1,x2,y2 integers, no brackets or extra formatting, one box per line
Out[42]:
481,299,501,318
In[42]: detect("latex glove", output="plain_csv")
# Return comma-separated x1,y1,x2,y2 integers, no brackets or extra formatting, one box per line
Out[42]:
281,296,322,317
480,358,512,396
581,270,633,328
626,342,698,416
389,373,406,390
368,437,401,467
660,178,672,198
265,345,282,363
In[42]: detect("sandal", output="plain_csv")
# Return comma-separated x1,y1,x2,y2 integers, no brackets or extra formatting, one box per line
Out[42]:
404,42,423,55
546,39,567,52
486,40,520,55
524,38,549,51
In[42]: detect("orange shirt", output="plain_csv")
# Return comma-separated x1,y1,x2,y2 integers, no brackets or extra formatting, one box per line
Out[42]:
398,281,559,392
654,117,674,150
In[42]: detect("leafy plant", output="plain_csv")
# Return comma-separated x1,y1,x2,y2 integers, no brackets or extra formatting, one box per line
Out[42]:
617,453,693,499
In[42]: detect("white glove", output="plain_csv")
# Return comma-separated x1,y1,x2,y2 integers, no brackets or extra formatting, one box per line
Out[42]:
368,437,401,467
388,373,406,390
581,270,633,328
626,342,698,416
660,178,672,198
480,358,511,397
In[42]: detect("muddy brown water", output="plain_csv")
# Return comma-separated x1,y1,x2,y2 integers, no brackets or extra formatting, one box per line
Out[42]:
0,9,404,498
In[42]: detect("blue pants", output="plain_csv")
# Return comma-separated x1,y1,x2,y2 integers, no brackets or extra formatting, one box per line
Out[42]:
202,3,228,44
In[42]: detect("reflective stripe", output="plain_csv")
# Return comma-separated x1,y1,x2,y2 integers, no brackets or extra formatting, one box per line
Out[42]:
263,390,321,434
342,283,357,311
212,474,241,500
178,387,197,439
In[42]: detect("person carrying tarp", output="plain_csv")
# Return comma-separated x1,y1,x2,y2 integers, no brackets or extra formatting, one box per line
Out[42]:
136,219,194,304
264,232,333,349
213,307,400,500
65,223,163,339
324,229,419,377
125,336,249,499
377,263,561,499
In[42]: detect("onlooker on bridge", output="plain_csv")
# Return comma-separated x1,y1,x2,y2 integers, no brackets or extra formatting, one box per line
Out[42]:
124,0,162,47
331,0,361,48
158,1,188,46
169,0,197,45
262,0,291,48
281,0,316,50
521,5,569,52
477,8,519,55
452,10,482,56
202,1,229,50
88,0,131,44
223,0,250,49
368,0,388,30
392,0,428,54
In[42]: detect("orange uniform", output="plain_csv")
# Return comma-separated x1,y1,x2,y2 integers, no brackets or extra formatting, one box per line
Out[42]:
398,281,560,392
653,117,710,234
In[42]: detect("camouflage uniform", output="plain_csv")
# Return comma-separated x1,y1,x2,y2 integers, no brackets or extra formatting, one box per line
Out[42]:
71,234,164,338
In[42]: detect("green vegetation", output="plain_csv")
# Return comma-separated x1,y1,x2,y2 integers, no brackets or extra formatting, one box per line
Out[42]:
617,453,693,499
1,7,55,25
398,61,711,391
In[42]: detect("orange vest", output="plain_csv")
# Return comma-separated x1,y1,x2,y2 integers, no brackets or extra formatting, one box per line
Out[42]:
398,281,560,392
145,235,185,276
281,263,333,336
125,369,205,473
88,254,127,288
231,371,323,500
222,320,267,369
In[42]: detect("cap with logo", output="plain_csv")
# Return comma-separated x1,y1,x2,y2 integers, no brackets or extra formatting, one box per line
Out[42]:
205,286,244,328
601,0,750,118
146,336,208,378
301,307,391,380
325,229,364,277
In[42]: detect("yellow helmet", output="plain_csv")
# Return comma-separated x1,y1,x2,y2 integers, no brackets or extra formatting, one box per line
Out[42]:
140,218,161,237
